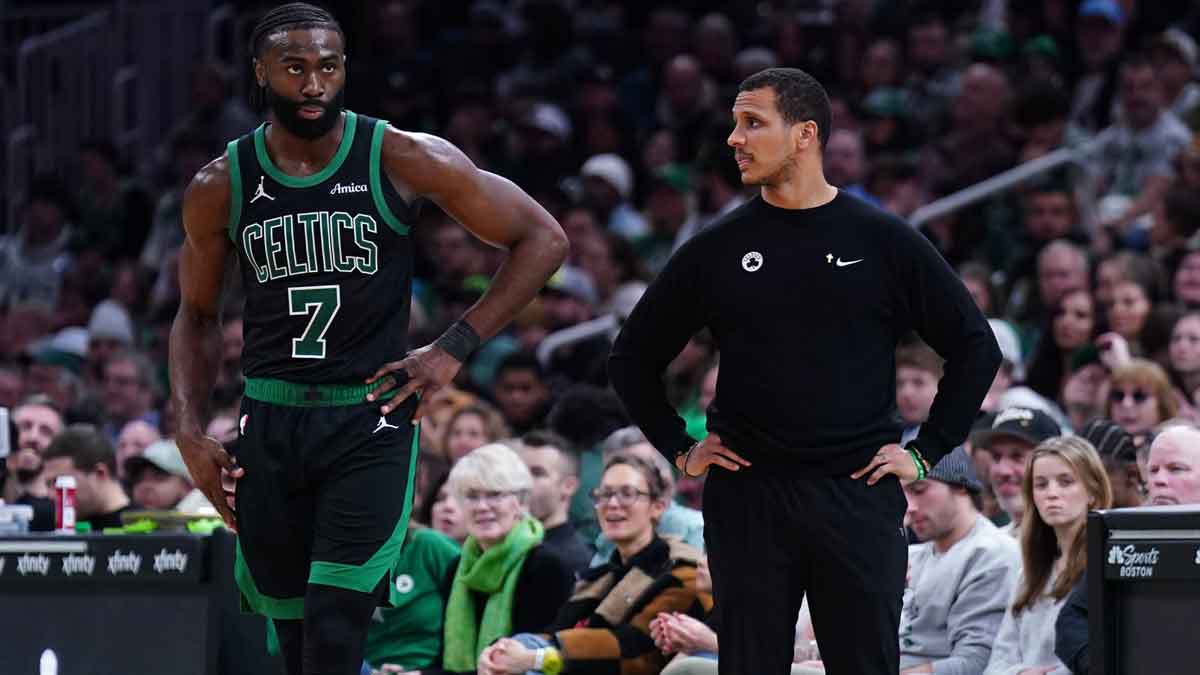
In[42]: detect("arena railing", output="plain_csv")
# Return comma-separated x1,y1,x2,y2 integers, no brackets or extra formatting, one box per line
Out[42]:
907,130,1114,230
5,0,217,231
7,9,113,233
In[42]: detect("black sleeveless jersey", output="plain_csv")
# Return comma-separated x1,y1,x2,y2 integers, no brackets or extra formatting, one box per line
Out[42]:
225,111,417,383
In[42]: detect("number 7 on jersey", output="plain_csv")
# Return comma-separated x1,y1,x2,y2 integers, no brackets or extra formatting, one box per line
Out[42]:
289,285,341,359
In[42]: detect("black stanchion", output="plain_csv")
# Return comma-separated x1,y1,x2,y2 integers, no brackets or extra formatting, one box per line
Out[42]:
0,529,280,675
1089,505,1200,675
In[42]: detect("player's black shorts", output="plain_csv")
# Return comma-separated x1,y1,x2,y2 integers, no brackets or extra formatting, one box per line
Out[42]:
232,377,418,620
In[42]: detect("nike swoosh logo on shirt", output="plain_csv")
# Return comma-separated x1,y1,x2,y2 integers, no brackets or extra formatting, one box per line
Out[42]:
836,258,863,267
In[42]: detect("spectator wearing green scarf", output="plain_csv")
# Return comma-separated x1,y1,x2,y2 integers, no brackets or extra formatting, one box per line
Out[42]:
442,443,576,674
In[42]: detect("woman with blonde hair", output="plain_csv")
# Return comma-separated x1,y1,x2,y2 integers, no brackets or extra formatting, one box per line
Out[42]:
441,443,575,674
1105,359,1178,440
984,436,1113,674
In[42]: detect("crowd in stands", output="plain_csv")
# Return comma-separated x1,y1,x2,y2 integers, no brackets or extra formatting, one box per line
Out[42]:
5,0,1200,673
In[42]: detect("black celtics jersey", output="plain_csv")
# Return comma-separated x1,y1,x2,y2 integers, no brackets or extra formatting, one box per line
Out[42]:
226,111,417,383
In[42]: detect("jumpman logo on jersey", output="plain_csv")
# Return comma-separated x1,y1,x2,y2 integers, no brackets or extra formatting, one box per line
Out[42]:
373,415,400,434
250,175,275,203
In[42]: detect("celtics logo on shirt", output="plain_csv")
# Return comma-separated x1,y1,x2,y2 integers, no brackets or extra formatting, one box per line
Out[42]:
394,574,414,594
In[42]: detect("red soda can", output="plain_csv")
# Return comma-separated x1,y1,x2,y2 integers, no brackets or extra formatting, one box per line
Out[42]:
54,475,77,533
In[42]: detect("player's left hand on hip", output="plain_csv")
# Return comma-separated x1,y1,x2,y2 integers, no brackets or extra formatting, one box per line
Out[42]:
851,443,919,484
365,345,463,418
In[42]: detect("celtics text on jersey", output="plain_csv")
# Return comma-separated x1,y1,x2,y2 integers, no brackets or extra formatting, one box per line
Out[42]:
226,111,419,383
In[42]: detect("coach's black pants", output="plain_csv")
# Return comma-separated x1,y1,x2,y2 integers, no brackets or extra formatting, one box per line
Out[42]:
703,462,908,675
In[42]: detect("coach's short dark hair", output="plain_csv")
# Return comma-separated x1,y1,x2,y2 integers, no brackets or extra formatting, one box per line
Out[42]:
738,67,832,147
43,425,118,475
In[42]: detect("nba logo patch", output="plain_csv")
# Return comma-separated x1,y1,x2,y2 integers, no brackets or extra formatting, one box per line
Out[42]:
239,414,249,436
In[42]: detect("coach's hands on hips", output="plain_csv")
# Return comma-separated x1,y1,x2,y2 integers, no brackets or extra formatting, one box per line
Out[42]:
675,433,751,476
177,433,244,531
366,345,463,419
852,443,919,484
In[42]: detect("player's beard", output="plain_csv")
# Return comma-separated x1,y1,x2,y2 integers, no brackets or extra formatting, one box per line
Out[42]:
264,84,346,140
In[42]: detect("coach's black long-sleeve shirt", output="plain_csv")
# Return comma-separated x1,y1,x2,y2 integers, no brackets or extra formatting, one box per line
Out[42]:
609,192,1001,474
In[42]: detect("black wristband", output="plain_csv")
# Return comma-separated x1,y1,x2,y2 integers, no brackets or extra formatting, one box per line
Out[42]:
433,319,481,363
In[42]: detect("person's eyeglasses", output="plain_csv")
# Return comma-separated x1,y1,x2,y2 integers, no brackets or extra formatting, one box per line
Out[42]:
460,489,519,506
1110,389,1151,405
591,486,652,507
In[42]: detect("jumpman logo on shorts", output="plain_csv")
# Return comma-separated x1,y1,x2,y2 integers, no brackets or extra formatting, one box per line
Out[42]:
250,175,275,203
373,415,400,434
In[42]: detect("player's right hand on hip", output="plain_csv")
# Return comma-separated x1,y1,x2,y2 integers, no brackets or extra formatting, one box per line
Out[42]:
366,344,464,419
177,433,244,532
675,433,752,476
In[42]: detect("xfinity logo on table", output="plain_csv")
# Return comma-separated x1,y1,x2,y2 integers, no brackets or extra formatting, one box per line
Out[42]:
17,553,50,576
1108,544,1161,577
61,553,95,576
153,548,189,574
107,549,142,575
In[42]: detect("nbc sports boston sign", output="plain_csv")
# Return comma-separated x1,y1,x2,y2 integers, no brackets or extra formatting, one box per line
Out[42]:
1103,540,1200,581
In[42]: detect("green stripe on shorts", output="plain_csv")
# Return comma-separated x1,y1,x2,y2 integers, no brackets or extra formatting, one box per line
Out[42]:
308,423,421,594
234,539,306,619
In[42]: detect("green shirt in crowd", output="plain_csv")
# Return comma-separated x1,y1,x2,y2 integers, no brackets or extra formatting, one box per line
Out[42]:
364,526,461,670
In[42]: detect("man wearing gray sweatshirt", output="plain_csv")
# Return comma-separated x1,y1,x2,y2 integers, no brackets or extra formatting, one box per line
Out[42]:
899,448,1021,674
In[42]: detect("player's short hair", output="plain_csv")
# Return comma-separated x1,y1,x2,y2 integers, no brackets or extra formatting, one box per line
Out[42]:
448,443,534,503
249,2,343,58
738,67,832,147
248,3,344,109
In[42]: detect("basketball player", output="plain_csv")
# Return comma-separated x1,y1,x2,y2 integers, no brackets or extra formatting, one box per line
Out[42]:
169,4,567,674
